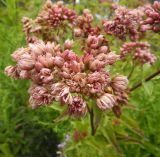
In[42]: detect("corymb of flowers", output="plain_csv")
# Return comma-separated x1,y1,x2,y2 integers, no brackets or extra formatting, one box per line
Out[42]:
5,0,160,119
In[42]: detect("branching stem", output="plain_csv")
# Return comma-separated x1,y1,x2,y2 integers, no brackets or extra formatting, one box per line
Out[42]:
130,69,160,91
87,69,160,136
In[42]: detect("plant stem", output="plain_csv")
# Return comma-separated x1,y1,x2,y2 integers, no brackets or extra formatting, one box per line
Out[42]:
128,61,135,79
86,102,96,136
87,102,101,136
130,69,160,92
94,115,101,134
73,0,76,8
90,108,95,136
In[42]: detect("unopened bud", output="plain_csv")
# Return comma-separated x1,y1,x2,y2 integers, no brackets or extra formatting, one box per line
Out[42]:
111,75,128,91
64,39,73,50
96,93,117,111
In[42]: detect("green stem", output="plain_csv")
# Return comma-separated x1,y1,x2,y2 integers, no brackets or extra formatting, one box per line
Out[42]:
86,102,96,136
128,61,135,79
73,0,76,9
90,108,95,136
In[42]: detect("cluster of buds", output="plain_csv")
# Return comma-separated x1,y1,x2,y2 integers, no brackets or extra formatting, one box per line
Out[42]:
21,17,40,43
74,9,100,38
102,5,145,41
22,0,77,43
141,1,160,32
36,0,76,28
9,0,160,119
120,42,156,65
5,33,129,117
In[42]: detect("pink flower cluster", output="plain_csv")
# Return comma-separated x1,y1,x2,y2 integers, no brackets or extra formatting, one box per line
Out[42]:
141,1,160,32
5,33,128,117
36,0,76,28
120,42,156,65
102,5,145,41
21,17,40,43
21,1,77,44
21,0,101,44
74,9,100,37
13,0,160,119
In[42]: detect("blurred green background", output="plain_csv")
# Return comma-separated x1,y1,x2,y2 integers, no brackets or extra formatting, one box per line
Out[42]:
1,0,160,157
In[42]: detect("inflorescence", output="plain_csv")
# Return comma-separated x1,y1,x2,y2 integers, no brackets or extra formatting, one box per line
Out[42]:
5,0,160,118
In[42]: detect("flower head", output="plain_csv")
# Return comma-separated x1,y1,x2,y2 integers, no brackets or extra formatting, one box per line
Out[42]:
96,93,117,111
68,96,87,117
29,85,53,109
111,75,128,92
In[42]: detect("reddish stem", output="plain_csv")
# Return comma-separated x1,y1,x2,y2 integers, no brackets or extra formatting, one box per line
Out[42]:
130,69,160,91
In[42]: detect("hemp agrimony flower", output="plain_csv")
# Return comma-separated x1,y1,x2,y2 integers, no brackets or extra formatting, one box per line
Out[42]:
4,0,160,135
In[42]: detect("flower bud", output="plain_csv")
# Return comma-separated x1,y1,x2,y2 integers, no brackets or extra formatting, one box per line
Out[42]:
68,96,87,117
60,71,71,79
70,60,84,72
35,61,44,72
89,59,105,71
96,93,116,111
115,91,129,105
81,52,92,64
105,52,120,65
99,46,108,54
51,83,72,104
29,85,52,109
64,39,73,50
112,105,121,118
5,66,18,78
111,75,128,91
63,50,78,61
87,35,103,49
57,1,64,7
45,0,52,8
37,55,49,68
19,70,30,79
83,9,91,15
83,9,93,23
11,48,28,61
153,1,160,10
29,42,44,56
18,54,34,70
53,56,64,67
140,24,152,32
40,68,53,84
74,28,82,37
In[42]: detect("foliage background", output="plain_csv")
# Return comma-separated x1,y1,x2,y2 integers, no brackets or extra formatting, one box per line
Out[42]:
0,0,160,157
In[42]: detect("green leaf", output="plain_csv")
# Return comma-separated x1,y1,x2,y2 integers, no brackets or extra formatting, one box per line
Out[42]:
0,143,14,157
120,114,144,137
48,102,62,112
142,81,154,96
101,123,124,156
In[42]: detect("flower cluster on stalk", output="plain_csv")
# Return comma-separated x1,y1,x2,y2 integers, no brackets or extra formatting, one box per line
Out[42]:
120,42,156,65
5,0,160,118
102,4,145,41
141,1,160,32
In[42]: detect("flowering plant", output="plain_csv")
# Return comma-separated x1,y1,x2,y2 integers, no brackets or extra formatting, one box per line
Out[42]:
4,0,160,156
